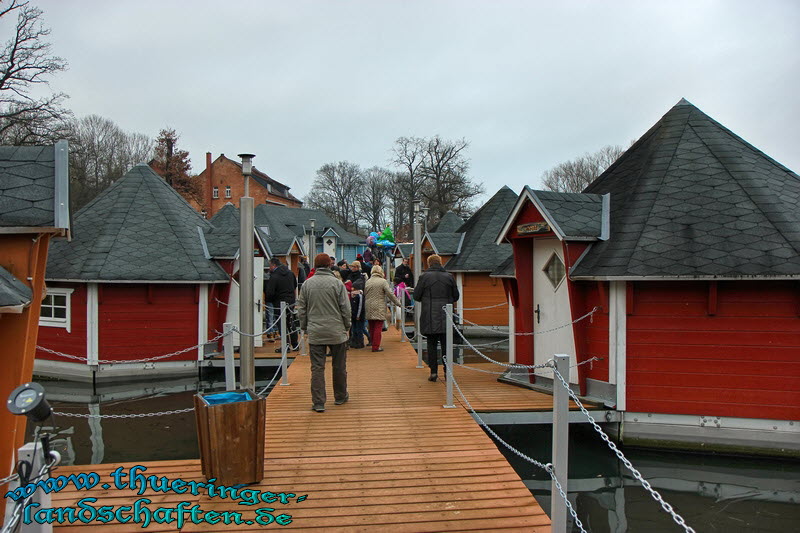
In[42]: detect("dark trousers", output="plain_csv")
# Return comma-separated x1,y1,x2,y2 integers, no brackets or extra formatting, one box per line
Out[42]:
278,305,298,348
368,320,383,351
350,319,366,348
426,333,447,376
309,342,348,407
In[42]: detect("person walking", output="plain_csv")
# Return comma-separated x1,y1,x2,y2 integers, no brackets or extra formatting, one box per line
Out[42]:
264,257,298,352
414,254,459,381
393,257,414,287
297,253,351,413
364,265,401,352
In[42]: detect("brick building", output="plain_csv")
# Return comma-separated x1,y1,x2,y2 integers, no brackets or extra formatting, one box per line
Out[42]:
195,153,302,217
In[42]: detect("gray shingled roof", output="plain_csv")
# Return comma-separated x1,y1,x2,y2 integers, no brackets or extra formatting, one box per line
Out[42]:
430,211,464,233
532,190,605,239
0,265,31,308
489,254,515,278
46,164,228,282
254,204,302,256
206,203,240,258
426,232,464,255
257,205,363,247
572,99,800,279
445,186,517,272
395,243,413,258
0,142,69,230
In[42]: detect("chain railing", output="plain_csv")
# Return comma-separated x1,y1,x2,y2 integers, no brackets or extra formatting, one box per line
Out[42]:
460,301,509,311
550,366,695,533
54,407,195,419
459,306,600,336
2,448,60,533
447,361,587,532
37,330,230,364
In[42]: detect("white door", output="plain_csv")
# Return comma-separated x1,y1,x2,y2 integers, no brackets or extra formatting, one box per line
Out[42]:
532,238,578,384
224,257,265,348
253,257,264,348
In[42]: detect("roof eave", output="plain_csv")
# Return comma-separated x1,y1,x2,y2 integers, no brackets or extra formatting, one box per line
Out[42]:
570,274,800,281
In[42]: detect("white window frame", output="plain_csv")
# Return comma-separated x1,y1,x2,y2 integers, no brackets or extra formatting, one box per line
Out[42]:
212,186,219,199
40,287,74,332
542,252,566,290
225,186,232,198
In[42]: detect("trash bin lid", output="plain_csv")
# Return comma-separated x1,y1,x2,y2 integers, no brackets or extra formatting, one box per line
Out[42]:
202,391,253,405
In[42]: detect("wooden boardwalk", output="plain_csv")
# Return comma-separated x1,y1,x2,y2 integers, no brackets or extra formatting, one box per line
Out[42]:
52,329,558,531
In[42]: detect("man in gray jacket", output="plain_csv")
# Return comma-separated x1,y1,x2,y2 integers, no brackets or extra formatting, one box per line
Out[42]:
297,253,351,412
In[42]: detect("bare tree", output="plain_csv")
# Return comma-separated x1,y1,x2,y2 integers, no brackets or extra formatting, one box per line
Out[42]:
419,136,484,220
356,166,392,232
0,0,70,143
541,145,626,193
67,114,153,210
304,161,364,233
390,136,426,240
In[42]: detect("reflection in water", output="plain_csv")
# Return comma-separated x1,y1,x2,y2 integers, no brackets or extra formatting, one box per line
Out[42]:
489,424,800,533
26,366,282,466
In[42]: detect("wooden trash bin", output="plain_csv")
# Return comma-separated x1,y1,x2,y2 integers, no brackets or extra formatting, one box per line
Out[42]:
194,390,266,485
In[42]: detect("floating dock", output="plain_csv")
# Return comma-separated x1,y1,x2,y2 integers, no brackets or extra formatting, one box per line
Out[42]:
49,329,599,531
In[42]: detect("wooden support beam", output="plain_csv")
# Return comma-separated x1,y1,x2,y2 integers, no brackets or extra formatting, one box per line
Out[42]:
707,281,718,316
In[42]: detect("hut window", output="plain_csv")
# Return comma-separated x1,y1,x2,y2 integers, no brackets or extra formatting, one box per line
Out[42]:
543,253,566,289
225,186,232,198
212,186,219,199
40,288,74,332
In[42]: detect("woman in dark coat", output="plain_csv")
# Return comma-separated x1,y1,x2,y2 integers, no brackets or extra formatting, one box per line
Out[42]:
413,254,459,381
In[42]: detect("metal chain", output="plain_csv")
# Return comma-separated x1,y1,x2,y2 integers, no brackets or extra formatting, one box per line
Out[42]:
452,324,551,369
257,355,285,396
54,407,195,419
235,305,288,337
550,367,695,533
37,330,230,364
0,472,19,486
2,452,60,533
448,368,586,532
458,306,600,336
454,337,508,348
460,301,509,311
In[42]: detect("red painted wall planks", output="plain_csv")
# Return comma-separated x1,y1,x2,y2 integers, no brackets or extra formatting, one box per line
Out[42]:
36,283,88,362
98,284,198,362
626,280,800,420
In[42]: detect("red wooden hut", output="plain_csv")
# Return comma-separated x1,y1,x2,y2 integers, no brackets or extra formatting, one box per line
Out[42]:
496,99,800,454
37,164,231,381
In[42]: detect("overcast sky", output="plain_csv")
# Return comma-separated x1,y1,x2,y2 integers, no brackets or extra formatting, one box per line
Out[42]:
36,0,800,204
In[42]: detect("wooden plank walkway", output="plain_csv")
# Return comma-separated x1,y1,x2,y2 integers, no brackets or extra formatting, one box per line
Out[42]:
52,329,555,531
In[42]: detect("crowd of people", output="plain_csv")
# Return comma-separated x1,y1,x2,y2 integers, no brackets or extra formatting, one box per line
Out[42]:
264,251,459,412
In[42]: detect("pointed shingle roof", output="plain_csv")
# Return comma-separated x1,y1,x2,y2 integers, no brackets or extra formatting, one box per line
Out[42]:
444,186,517,272
430,211,464,233
572,99,800,279
205,203,241,258
46,164,228,282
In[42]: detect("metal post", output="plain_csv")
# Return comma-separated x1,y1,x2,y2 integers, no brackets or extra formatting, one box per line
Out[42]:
309,219,316,258
223,321,235,390
4,441,59,533
443,303,456,408
280,301,290,385
240,196,255,391
551,353,570,532
413,200,424,368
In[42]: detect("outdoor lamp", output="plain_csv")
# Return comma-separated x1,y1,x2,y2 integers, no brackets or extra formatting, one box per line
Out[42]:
238,153,255,176
7,382,51,422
